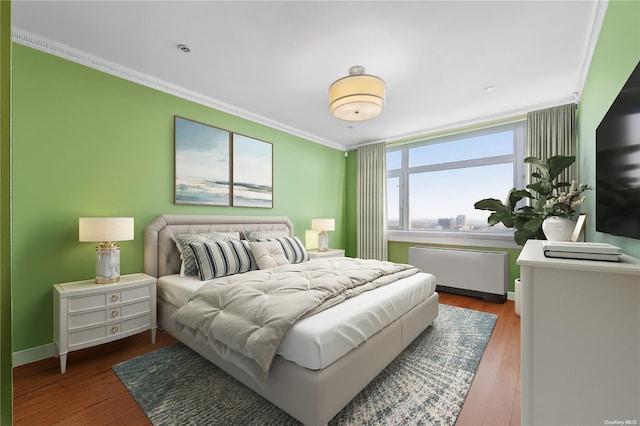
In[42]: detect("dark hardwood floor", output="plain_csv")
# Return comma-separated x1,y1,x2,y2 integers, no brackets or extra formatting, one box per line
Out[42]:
13,292,520,425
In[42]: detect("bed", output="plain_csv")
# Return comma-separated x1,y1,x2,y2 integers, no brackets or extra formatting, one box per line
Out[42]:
144,214,439,425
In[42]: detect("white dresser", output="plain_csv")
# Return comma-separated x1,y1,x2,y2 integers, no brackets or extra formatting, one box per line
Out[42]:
517,240,640,426
53,273,157,373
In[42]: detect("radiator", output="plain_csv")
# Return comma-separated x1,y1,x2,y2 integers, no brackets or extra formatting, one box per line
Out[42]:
409,246,508,302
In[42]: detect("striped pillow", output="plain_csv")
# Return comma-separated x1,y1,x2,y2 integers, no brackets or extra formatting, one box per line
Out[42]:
189,240,256,281
174,232,240,276
268,236,309,264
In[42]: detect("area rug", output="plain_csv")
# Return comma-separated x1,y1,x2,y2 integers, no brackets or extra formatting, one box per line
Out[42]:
113,304,497,425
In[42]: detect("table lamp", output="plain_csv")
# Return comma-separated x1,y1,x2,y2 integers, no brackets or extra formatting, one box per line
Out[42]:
79,217,134,283
311,218,335,252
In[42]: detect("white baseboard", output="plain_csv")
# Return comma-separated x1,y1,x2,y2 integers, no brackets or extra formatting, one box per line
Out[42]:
507,290,515,301
13,343,55,367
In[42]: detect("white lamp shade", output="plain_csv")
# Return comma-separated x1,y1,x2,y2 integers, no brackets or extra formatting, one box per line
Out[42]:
311,218,335,232
329,73,385,121
79,217,134,242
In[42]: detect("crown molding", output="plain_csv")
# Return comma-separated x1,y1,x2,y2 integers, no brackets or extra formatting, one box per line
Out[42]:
12,29,347,151
574,0,609,100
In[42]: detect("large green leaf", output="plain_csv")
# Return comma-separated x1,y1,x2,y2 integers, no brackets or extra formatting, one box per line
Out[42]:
525,156,549,178
514,229,536,246
474,198,509,213
523,216,543,232
547,155,575,180
527,180,553,196
508,189,532,209
488,211,514,228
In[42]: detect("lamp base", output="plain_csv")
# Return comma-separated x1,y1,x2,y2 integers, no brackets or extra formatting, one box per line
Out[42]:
318,231,329,252
95,243,120,284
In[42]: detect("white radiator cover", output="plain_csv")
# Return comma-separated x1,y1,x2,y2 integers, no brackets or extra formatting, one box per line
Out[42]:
409,246,508,301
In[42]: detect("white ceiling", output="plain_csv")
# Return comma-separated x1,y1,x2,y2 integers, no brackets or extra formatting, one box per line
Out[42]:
12,1,605,150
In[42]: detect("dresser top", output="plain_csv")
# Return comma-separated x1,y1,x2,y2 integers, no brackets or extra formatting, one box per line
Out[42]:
517,240,640,274
55,273,155,294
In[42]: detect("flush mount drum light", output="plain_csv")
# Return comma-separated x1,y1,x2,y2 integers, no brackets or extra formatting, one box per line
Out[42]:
329,66,386,121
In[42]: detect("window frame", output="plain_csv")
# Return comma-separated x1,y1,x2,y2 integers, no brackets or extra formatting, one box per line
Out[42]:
386,121,526,246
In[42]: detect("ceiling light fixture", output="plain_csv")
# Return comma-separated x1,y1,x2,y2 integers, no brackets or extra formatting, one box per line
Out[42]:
329,66,386,122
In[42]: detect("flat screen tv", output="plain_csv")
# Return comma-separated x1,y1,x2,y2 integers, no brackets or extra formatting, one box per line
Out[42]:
596,61,640,240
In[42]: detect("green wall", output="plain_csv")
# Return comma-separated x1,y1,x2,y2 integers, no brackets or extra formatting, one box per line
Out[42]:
11,44,347,354
577,0,640,258
1,1,12,423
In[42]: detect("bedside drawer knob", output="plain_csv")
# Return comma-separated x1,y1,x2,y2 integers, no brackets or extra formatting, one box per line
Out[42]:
111,310,118,318
111,295,119,302
111,326,119,333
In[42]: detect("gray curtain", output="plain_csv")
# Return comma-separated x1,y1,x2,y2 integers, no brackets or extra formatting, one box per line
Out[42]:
526,103,577,184
357,142,387,260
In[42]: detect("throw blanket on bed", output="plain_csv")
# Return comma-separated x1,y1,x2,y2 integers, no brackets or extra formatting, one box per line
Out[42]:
172,257,419,385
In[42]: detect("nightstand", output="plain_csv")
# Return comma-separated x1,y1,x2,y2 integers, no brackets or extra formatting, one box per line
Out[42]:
307,249,345,259
53,273,157,373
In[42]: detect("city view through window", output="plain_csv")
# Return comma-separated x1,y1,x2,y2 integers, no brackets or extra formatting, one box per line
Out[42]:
387,126,523,233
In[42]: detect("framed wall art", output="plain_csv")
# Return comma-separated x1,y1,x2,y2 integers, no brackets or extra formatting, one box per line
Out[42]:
174,116,231,206
232,133,273,208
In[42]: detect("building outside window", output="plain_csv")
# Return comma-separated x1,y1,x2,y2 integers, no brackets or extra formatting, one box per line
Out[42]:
387,121,526,234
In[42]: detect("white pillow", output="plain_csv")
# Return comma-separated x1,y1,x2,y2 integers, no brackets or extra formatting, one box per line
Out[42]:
250,241,290,269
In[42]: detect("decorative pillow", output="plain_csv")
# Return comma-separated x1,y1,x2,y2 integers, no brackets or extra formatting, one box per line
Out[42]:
267,236,310,264
249,241,290,269
189,240,255,281
244,229,290,240
173,232,240,276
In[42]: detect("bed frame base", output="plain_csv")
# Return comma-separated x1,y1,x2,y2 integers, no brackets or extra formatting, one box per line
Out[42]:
158,293,438,425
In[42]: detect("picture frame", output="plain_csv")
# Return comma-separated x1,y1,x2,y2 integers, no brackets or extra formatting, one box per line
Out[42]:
570,212,588,242
174,116,231,206
232,133,273,208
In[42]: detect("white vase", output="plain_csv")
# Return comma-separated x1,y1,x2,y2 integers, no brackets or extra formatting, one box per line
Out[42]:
542,216,576,241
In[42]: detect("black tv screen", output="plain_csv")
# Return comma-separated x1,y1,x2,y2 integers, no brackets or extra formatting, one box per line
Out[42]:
595,61,640,240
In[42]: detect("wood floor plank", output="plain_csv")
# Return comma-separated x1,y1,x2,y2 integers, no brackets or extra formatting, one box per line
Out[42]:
14,292,520,425
441,293,521,426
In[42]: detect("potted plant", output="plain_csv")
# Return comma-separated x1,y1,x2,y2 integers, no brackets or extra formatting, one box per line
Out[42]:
474,154,590,316
473,154,589,245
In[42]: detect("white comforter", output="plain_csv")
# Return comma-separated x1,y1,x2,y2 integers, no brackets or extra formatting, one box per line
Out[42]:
172,257,419,384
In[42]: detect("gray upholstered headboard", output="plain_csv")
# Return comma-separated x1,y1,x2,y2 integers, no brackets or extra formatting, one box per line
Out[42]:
144,214,294,278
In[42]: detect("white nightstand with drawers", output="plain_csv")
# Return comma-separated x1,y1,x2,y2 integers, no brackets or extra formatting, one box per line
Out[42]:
53,273,157,373
307,249,345,259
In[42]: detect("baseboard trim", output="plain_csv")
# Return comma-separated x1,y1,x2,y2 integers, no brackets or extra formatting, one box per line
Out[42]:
507,290,515,301
13,343,55,367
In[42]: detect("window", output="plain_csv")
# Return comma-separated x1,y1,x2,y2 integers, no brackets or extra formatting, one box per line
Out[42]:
387,122,526,233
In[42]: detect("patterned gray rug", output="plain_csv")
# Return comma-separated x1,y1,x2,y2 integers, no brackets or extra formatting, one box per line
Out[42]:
113,304,497,425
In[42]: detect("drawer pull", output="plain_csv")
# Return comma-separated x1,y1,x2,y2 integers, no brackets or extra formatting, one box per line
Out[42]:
111,295,119,302
111,310,118,318
111,326,119,333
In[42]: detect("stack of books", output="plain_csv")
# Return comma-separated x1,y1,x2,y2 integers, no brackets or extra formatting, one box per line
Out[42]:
542,241,622,262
